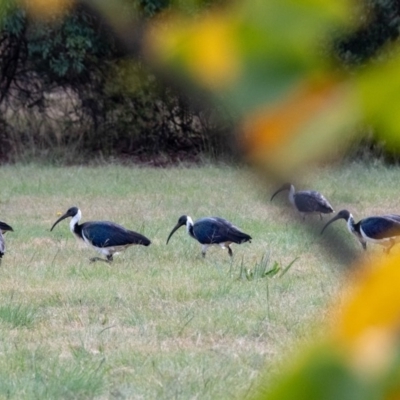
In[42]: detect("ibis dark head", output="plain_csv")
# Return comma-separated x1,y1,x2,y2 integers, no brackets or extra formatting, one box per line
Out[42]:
321,209,351,234
166,215,188,244
50,206,80,231
270,183,292,201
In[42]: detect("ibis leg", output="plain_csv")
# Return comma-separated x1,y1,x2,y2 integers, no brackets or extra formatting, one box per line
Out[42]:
201,245,209,258
227,246,233,257
385,240,395,254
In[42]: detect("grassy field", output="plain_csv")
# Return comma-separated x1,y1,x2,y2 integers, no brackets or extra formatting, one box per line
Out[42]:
0,161,398,399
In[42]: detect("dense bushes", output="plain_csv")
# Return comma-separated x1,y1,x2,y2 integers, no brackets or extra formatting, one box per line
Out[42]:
0,0,230,164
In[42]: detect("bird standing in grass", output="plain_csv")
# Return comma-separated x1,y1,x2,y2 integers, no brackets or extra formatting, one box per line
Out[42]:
271,183,334,219
166,215,252,258
0,220,14,262
50,206,151,262
321,209,400,253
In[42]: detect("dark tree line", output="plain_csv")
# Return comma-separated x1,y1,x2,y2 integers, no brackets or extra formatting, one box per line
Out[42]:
0,0,228,164
0,0,399,163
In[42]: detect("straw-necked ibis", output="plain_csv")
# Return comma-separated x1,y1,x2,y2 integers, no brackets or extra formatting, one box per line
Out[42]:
166,215,252,257
50,207,151,262
271,183,334,219
0,220,13,261
321,209,400,253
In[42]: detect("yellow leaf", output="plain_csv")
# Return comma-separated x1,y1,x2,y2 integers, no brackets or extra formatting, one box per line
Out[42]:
148,12,241,90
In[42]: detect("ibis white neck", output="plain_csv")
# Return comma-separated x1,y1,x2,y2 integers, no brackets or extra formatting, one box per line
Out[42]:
346,213,355,234
69,209,82,233
186,216,194,234
288,185,296,206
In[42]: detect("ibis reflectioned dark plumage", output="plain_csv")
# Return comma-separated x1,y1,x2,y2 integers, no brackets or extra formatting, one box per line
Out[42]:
321,209,400,253
271,183,334,219
166,215,252,257
0,220,13,261
50,207,151,262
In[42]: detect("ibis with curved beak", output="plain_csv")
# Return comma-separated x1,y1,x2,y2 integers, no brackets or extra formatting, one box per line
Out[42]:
51,207,151,262
271,183,334,219
0,220,14,261
166,215,252,258
321,209,400,253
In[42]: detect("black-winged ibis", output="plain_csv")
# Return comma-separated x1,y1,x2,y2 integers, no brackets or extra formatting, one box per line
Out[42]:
50,207,151,262
166,215,252,257
321,209,400,253
271,183,334,219
0,220,13,261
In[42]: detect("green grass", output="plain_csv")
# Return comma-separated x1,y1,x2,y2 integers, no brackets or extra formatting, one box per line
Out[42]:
0,161,397,398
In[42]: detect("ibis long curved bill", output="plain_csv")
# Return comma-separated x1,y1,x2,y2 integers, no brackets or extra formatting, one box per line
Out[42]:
50,209,76,232
320,212,346,235
166,216,186,245
167,215,252,258
51,206,151,262
270,186,286,202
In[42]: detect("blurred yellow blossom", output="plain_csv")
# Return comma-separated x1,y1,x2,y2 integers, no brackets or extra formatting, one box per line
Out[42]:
336,255,400,343
148,12,241,90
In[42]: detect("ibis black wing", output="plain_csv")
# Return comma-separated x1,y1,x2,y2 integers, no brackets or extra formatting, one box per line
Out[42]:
82,221,151,248
361,217,400,240
193,217,251,245
384,214,400,223
294,191,333,213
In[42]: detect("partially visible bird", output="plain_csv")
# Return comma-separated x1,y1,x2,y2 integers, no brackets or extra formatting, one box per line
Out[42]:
271,183,334,219
0,220,14,261
50,206,151,262
166,215,252,258
321,209,400,253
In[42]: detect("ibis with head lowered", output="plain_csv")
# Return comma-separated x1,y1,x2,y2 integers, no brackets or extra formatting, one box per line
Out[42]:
166,215,252,258
321,209,400,253
50,207,151,262
271,183,334,219
0,220,14,261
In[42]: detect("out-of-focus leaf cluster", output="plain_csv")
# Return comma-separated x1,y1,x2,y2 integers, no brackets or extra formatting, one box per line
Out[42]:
251,255,400,400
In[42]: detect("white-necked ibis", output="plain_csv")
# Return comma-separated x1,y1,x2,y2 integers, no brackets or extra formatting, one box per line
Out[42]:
321,209,400,253
271,183,334,219
0,220,13,261
166,215,252,257
50,207,151,262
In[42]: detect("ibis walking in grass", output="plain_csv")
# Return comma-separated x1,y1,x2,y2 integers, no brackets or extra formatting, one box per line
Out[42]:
271,183,334,219
321,209,400,253
166,215,252,258
50,207,151,262
0,220,13,261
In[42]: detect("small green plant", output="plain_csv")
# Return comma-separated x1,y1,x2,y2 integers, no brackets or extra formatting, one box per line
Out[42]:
0,303,38,328
240,255,298,281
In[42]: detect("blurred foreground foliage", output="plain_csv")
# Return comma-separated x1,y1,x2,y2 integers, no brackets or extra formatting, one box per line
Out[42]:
251,255,400,400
